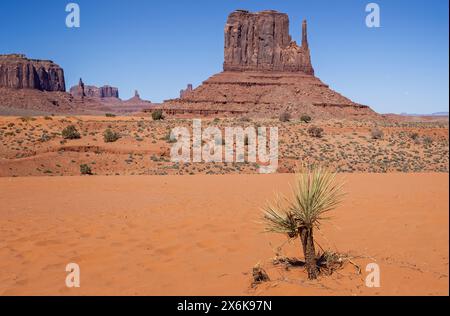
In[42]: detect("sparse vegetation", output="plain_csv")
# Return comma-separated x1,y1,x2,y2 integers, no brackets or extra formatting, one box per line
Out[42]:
0,116,447,177
80,164,93,175
308,126,324,138
300,115,312,124
62,125,81,140
103,129,120,143
423,136,433,146
152,110,165,121
410,132,419,141
262,166,345,280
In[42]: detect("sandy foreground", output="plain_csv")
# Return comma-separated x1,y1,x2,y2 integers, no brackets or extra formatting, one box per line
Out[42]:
0,173,448,296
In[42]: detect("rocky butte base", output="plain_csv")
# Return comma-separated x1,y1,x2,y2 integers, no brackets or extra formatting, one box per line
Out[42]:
161,10,378,119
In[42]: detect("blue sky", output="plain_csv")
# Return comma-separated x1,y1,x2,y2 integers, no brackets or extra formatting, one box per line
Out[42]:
0,0,448,114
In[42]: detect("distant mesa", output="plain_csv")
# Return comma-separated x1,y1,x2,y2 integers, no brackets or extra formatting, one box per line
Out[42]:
400,112,449,117
0,54,65,92
70,78,119,99
160,10,378,119
180,84,193,98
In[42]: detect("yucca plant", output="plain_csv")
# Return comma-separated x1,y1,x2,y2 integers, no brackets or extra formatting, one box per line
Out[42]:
263,166,345,280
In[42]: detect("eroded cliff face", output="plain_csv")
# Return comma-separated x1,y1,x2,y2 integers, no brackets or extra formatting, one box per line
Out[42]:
223,10,314,75
0,54,66,92
70,79,119,99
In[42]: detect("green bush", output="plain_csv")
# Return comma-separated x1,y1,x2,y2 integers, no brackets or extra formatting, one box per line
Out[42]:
103,129,120,143
300,115,312,124
62,125,81,140
80,164,93,175
152,110,165,121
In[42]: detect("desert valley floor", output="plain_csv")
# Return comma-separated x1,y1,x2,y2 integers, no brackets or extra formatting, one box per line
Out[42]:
0,173,448,296
0,116,448,177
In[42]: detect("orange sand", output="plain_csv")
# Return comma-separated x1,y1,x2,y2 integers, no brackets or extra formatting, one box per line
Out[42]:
0,173,448,296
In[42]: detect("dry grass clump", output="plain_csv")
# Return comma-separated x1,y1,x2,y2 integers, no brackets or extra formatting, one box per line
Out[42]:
251,263,270,287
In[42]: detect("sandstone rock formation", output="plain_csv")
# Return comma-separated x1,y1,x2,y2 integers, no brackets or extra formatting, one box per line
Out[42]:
0,54,66,92
0,55,152,115
125,89,149,104
76,78,86,99
70,80,119,99
224,10,314,75
161,10,378,119
180,84,193,98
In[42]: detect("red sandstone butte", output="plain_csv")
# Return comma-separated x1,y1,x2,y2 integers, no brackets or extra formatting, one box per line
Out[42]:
161,10,378,119
0,54,65,92
224,10,314,74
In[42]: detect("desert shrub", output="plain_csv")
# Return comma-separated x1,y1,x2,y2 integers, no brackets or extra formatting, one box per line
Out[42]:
279,111,291,122
20,116,36,122
239,116,252,123
410,132,421,144
62,125,81,140
80,164,92,175
300,115,312,124
103,129,120,143
152,110,165,121
410,132,419,141
307,126,324,138
423,136,433,145
39,133,51,143
105,113,116,118
371,128,384,140
262,166,345,280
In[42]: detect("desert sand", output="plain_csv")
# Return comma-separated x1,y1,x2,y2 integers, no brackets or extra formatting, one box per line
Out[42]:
0,173,448,296
0,116,448,177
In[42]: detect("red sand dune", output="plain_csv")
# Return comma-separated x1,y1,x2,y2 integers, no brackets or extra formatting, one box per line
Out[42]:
0,173,448,296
